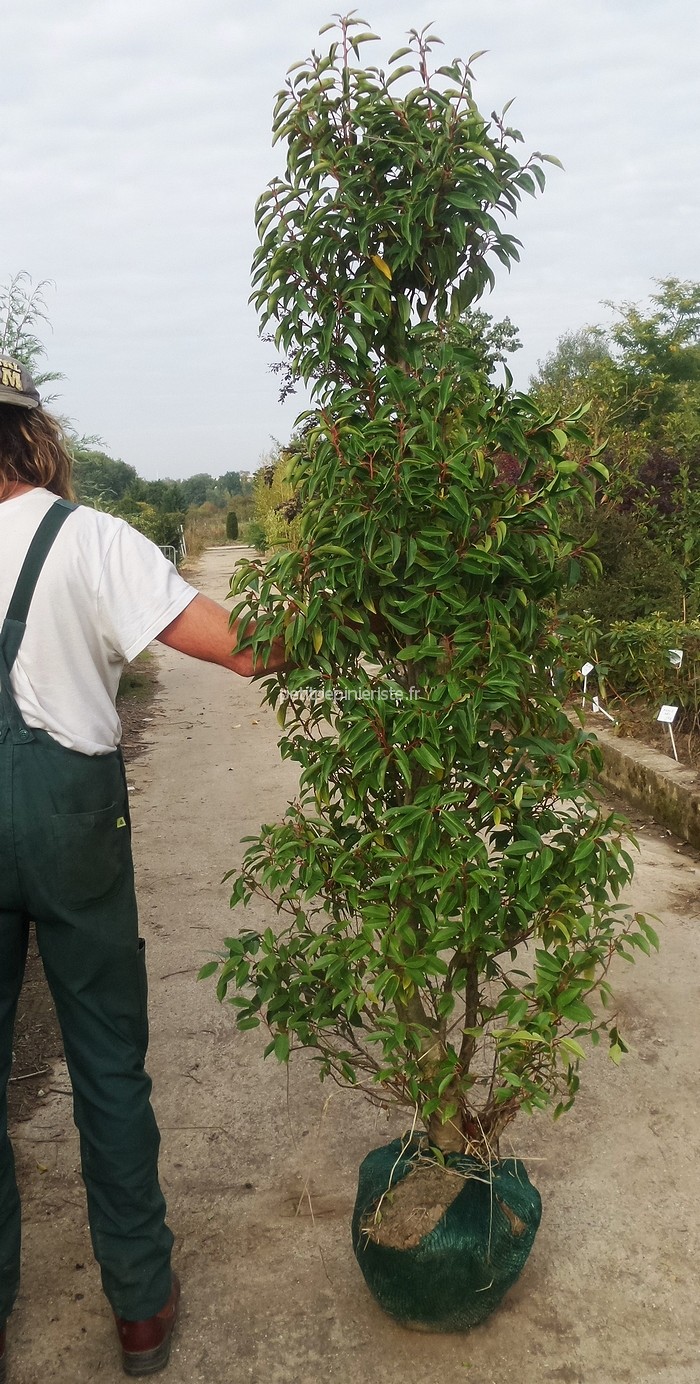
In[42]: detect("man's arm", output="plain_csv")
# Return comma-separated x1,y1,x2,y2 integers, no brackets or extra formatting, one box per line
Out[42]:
156,593,287,677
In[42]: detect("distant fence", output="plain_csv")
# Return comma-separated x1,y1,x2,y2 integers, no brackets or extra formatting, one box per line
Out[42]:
159,527,187,568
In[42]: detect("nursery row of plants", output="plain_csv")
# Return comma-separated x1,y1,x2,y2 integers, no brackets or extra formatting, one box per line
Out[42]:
561,613,700,737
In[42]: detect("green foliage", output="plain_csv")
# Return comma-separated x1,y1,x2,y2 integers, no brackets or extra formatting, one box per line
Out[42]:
71,442,255,552
179,473,214,508
219,469,244,496
0,272,63,394
445,309,521,378
179,472,254,509
200,15,652,1156
562,509,685,627
133,478,186,512
560,613,700,729
252,447,302,550
532,278,700,443
245,520,268,552
607,278,700,423
534,328,611,395
557,611,700,746
267,305,521,404
252,20,559,392
72,447,139,503
605,617,700,717
226,509,239,540
618,449,700,605
532,280,700,605
115,498,186,549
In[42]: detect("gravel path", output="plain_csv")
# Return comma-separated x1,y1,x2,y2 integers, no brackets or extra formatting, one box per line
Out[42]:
8,545,700,1384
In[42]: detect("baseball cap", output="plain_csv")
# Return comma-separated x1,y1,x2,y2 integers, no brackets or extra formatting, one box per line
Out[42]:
0,355,41,409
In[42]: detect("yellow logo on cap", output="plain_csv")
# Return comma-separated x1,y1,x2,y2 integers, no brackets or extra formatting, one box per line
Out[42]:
116,816,127,828
1,360,23,391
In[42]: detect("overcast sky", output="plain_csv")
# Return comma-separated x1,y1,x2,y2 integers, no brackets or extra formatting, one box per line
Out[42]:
1,0,698,479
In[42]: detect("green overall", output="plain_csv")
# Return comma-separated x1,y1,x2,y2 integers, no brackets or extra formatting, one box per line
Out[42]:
0,499,173,1324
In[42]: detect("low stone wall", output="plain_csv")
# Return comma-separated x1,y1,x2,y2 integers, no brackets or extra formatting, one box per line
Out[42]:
586,723,700,848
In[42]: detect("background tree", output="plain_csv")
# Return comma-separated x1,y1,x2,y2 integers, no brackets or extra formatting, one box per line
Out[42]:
121,503,186,549
533,278,700,623
71,446,139,503
608,277,700,423
219,469,244,496
178,472,214,508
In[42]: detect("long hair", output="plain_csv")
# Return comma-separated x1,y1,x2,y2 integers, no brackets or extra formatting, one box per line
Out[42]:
0,404,76,502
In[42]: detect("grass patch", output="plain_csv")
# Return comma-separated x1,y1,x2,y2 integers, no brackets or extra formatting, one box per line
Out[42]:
117,650,158,702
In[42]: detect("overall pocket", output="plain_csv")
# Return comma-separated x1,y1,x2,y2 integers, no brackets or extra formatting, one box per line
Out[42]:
51,801,129,908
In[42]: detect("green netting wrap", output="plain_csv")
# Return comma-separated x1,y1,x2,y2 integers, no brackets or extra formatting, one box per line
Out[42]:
352,1138,542,1332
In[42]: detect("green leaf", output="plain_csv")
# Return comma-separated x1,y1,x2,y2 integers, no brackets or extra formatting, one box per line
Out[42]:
386,65,415,87
446,189,479,211
197,961,219,981
559,1001,594,1024
638,919,660,950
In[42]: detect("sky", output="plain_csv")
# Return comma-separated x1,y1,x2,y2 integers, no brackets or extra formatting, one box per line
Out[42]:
1,0,698,479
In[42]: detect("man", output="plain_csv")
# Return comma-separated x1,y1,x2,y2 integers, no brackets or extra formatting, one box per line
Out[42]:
0,356,285,1379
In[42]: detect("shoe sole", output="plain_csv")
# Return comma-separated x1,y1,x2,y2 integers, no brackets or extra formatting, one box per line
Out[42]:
121,1330,175,1377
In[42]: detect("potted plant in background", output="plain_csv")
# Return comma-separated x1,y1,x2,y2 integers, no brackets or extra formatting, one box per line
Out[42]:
201,15,658,1331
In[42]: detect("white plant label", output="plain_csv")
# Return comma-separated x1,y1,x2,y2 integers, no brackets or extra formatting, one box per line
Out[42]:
668,648,683,668
580,660,595,708
657,705,679,723
592,696,616,723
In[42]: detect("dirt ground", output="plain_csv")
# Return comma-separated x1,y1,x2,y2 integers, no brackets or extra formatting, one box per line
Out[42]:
7,545,700,1384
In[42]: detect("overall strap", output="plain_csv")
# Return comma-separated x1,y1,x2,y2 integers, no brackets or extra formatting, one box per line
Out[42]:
6,498,78,628
0,498,78,743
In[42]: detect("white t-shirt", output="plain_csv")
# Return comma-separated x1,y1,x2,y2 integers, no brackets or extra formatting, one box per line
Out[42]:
0,488,198,754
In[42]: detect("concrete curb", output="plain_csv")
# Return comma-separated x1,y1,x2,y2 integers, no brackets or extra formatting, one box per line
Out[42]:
584,721,700,848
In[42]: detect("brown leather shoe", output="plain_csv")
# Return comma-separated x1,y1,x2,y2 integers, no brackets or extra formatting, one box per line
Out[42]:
0,1323,6,1384
114,1274,180,1377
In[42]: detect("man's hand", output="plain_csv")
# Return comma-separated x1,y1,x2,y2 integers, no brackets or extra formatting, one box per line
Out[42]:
156,594,288,677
